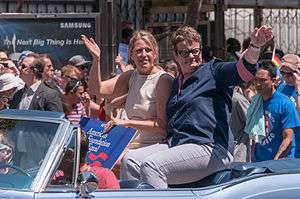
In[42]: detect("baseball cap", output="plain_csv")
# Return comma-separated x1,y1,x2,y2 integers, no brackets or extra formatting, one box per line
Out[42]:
18,50,34,65
0,73,19,93
281,54,300,71
68,55,90,68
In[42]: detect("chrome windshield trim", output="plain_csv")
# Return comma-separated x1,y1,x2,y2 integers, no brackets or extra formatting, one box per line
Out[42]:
32,122,73,192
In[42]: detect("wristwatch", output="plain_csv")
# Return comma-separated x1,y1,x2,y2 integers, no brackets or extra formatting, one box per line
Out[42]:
249,43,261,51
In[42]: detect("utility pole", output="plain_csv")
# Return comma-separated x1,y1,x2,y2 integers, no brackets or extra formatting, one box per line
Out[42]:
98,0,118,80
185,0,203,29
214,0,225,59
254,7,263,28
16,0,24,13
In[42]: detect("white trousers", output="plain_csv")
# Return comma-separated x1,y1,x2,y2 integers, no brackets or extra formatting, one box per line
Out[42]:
120,143,233,188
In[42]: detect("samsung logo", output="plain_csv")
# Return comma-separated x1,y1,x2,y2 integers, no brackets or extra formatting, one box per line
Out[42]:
60,22,92,29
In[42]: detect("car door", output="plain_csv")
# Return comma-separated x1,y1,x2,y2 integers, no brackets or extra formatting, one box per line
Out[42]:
36,188,198,199
35,125,199,199
0,189,35,199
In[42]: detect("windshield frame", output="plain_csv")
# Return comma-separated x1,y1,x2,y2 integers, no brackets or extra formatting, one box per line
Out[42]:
0,112,72,192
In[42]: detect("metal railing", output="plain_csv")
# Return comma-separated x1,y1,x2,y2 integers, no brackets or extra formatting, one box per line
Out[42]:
225,8,300,55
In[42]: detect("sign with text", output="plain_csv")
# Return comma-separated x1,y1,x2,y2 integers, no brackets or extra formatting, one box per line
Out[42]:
0,14,96,68
80,117,136,170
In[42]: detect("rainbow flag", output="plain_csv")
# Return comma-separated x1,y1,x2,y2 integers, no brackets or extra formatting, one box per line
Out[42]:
272,48,282,68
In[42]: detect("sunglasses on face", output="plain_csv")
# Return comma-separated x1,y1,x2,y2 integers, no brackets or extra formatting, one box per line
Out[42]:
280,70,295,76
62,75,77,81
76,64,89,71
19,63,30,70
0,62,9,68
176,48,201,58
70,80,82,93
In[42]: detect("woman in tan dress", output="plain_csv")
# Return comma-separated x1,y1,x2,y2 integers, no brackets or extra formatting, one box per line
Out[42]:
83,30,173,149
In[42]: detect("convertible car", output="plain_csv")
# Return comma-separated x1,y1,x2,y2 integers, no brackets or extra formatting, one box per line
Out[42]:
0,109,300,199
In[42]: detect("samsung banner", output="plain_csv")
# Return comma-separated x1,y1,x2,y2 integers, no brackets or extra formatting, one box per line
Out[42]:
0,14,96,68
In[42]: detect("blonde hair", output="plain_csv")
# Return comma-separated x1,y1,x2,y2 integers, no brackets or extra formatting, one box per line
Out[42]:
128,30,159,65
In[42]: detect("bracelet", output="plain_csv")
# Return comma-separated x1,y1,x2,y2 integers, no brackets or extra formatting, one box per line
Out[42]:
249,43,261,52
249,42,260,49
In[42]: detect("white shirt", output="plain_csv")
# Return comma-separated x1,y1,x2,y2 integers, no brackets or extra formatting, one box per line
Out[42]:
18,80,42,110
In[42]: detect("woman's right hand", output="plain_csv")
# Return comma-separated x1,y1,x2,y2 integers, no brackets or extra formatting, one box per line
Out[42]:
293,69,300,93
81,35,101,59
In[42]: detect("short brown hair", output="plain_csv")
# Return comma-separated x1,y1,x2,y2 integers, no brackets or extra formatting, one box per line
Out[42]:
171,26,202,50
31,56,45,79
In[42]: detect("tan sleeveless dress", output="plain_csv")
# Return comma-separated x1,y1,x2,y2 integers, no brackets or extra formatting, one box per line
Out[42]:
125,69,167,149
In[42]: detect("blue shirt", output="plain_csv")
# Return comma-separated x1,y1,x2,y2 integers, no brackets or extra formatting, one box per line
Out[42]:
278,82,300,158
166,58,257,152
255,90,300,162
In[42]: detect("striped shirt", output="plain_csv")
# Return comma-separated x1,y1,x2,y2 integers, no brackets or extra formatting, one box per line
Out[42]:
66,102,87,125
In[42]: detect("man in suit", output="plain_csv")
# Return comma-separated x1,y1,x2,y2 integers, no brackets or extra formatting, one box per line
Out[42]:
10,53,63,112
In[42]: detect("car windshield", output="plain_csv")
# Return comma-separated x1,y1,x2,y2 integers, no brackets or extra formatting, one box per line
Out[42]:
0,118,59,190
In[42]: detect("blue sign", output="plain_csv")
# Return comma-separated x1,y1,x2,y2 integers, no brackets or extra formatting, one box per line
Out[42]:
80,117,136,170
115,42,129,75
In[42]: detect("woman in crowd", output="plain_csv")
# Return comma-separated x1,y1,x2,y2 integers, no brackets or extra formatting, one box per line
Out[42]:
62,79,87,125
83,30,173,150
225,37,241,61
277,53,300,157
0,73,20,110
120,25,273,188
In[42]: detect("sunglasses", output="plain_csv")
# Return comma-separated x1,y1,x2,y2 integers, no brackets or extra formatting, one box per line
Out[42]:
176,48,201,58
70,80,82,93
0,62,9,68
62,75,77,81
280,70,295,76
19,63,31,70
76,64,89,70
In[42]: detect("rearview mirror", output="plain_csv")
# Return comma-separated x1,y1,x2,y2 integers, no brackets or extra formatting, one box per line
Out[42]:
77,171,98,198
